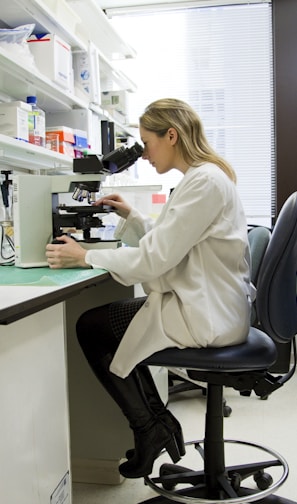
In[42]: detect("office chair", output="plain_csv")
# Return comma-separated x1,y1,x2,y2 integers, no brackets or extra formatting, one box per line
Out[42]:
138,192,297,503
167,225,271,416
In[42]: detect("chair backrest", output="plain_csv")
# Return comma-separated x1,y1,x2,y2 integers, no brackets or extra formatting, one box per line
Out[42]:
248,226,272,325
256,192,297,344
248,226,271,287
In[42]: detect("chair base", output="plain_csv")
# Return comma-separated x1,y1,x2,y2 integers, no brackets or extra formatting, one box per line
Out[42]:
139,494,297,504
140,438,288,504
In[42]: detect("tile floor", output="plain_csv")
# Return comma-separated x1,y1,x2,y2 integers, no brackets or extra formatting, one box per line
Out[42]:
73,369,297,504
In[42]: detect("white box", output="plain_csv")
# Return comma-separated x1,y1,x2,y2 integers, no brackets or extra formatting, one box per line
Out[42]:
0,101,31,142
73,41,101,104
101,90,129,116
27,34,72,90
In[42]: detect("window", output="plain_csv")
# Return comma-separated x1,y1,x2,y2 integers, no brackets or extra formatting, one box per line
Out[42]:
109,1,274,226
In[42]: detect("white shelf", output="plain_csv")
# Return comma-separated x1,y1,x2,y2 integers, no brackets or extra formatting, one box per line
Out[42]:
0,0,85,50
0,0,137,171
0,0,134,58
89,103,137,138
67,0,136,60
0,0,137,95
100,57,137,93
0,134,73,172
0,47,87,112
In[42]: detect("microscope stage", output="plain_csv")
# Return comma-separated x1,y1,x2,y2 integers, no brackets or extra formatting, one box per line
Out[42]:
57,205,112,214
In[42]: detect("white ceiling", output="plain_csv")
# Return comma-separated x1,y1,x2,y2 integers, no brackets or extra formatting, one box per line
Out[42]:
97,1,254,11
97,0,188,8
97,0,265,9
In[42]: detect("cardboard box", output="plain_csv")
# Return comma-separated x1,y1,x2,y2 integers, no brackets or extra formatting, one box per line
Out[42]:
27,34,72,90
58,142,75,157
0,101,31,142
46,126,76,156
73,129,88,149
46,126,75,143
45,132,59,152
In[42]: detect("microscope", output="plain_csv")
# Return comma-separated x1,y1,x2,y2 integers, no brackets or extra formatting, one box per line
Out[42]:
13,142,143,268
51,142,143,244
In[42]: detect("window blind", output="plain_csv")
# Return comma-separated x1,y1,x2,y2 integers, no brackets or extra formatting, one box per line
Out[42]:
110,2,274,225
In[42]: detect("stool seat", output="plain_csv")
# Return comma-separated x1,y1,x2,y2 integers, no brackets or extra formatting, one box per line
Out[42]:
143,328,277,374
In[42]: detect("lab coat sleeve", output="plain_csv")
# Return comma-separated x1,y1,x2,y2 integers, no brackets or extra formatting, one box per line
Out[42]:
113,207,154,246
84,171,228,286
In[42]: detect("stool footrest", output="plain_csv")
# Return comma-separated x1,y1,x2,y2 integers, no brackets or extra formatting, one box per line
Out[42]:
142,439,288,504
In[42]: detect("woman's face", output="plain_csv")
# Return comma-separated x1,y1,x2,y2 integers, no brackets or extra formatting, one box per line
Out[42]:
139,126,177,174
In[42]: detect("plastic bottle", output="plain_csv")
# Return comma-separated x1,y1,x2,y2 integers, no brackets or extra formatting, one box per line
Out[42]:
26,96,46,147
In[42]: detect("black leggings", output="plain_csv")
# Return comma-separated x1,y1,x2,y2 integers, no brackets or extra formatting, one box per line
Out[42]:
75,295,172,444
76,296,147,361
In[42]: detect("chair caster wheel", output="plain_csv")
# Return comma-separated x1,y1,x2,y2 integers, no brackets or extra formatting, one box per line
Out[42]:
254,471,273,490
159,463,193,491
223,404,232,417
159,464,177,490
230,472,242,492
161,480,176,491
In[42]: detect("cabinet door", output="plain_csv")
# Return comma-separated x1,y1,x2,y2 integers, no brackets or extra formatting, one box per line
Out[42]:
0,304,71,504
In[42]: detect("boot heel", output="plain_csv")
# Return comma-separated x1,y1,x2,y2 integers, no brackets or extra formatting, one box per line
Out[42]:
159,411,186,457
165,434,181,463
125,427,186,460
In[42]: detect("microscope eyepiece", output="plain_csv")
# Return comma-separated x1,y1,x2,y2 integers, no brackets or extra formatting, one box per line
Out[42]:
71,142,144,202
102,142,144,174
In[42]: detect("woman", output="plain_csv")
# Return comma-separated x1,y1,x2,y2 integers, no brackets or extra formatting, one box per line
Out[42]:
46,98,252,479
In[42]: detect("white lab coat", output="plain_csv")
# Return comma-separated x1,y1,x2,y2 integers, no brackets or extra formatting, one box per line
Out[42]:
85,164,252,378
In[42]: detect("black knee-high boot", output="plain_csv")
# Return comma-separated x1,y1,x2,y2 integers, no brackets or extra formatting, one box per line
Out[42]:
83,352,182,478
125,366,185,460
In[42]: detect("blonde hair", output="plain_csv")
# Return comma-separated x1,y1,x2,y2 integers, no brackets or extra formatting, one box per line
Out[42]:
139,98,236,183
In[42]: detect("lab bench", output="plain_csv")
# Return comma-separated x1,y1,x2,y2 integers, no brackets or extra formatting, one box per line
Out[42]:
0,266,135,504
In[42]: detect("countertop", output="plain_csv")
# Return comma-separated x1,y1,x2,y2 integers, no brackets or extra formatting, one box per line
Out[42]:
0,266,109,324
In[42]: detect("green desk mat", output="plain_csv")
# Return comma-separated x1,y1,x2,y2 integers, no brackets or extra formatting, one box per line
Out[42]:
0,266,107,286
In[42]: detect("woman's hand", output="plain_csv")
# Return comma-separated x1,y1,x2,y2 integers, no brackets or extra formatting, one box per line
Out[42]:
93,193,131,219
46,235,89,269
